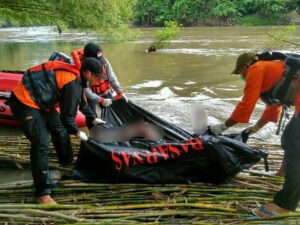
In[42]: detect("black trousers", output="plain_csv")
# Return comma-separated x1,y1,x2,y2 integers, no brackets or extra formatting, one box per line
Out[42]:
273,114,300,211
7,94,73,196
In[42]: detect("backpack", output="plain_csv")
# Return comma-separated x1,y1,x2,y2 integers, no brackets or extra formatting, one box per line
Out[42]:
259,51,300,107
258,51,300,134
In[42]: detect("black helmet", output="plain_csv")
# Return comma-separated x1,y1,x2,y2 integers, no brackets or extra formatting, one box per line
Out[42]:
48,51,73,64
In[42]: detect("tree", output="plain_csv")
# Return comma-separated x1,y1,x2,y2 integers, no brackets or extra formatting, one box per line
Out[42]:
172,0,208,25
0,0,138,41
148,21,181,52
133,0,174,26
209,0,237,25
263,25,299,50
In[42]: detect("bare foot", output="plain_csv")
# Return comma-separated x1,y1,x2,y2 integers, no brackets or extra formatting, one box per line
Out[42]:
275,169,285,177
37,195,57,205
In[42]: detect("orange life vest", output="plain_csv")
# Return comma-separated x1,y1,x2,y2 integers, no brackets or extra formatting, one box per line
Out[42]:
13,61,80,110
89,64,111,95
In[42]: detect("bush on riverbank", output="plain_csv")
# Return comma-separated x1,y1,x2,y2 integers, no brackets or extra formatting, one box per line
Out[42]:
133,0,298,27
0,9,46,28
239,15,292,26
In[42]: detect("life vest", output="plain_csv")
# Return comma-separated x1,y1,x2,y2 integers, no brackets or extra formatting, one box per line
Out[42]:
259,51,300,107
21,61,79,110
89,63,111,95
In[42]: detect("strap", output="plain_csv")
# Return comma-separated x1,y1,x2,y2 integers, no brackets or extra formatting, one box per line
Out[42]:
263,156,269,172
276,106,289,135
42,64,60,101
286,74,300,104
26,69,44,110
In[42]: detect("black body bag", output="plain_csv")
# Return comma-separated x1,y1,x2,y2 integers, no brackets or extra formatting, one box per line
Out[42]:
71,99,267,184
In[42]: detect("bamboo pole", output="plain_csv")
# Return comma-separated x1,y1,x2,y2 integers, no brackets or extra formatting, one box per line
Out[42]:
0,136,299,224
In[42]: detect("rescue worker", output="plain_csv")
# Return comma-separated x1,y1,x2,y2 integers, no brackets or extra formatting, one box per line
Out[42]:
5,57,103,204
209,52,300,217
72,42,128,128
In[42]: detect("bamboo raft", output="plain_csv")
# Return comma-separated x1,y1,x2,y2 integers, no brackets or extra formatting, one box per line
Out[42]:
0,136,299,224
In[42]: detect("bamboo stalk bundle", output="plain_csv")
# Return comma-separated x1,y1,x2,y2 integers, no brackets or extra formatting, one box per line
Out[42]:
0,136,299,224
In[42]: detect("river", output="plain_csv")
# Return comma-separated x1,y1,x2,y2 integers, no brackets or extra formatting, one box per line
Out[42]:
0,25,299,183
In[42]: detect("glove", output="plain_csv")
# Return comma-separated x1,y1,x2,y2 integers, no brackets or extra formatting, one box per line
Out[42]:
77,131,88,142
92,118,106,125
209,123,228,135
100,98,112,107
120,93,128,102
245,124,260,134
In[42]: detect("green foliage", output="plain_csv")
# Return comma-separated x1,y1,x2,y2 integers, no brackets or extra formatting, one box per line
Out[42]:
172,0,207,25
239,15,291,26
263,25,297,50
148,21,181,51
0,0,139,42
133,0,299,26
133,0,174,26
209,0,237,18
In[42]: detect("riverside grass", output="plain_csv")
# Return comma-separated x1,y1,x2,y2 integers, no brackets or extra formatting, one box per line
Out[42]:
0,136,299,224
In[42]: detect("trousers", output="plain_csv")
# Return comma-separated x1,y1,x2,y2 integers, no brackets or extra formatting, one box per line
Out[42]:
273,114,300,211
7,94,73,196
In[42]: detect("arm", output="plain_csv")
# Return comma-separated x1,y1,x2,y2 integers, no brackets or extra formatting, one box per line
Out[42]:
84,87,101,104
59,79,82,135
261,104,282,123
106,61,123,96
84,87,112,107
245,105,281,134
71,48,84,70
79,92,96,123
229,64,265,124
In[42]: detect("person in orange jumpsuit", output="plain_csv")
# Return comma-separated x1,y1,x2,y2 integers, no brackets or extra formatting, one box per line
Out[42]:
209,52,300,217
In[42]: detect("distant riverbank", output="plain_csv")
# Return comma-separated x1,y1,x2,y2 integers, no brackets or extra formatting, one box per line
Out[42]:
0,14,298,30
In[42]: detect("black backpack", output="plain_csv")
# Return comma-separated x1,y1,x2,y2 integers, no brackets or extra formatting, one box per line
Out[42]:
257,51,300,134
258,51,300,107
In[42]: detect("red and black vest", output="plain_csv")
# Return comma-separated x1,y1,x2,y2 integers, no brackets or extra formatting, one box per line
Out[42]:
89,64,111,95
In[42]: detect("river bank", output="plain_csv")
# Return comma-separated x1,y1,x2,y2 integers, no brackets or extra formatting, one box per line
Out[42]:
1,13,299,30
0,135,299,224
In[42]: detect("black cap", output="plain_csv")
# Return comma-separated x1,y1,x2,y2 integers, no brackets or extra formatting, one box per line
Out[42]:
81,57,104,77
84,42,102,58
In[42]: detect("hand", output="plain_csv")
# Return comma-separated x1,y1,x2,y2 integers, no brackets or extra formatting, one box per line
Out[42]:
209,123,228,135
245,124,260,134
120,93,128,102
77,131,88,142
101,98,112,107
92,118,106,125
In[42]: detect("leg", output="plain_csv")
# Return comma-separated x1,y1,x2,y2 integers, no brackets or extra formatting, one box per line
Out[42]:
252,115,300,216
277,117,295,177
47,109,73,165
273,115,300,211
9,99,55,203
22,109,52,196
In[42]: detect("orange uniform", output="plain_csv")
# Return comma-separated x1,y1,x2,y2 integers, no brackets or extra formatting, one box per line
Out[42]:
230,60,285,123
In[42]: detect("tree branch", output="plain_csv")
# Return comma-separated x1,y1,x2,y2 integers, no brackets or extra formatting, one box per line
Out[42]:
267,32,300,47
